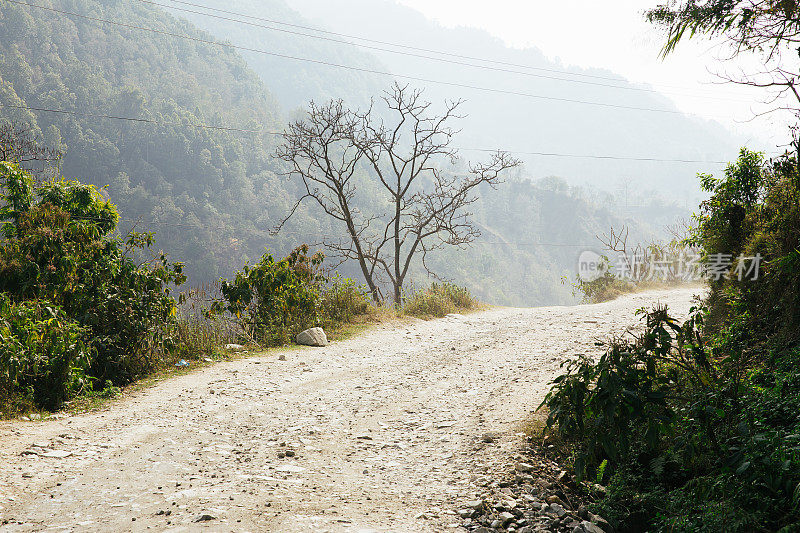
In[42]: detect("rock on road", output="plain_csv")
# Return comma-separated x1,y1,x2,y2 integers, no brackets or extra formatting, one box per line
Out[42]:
0,288,700,532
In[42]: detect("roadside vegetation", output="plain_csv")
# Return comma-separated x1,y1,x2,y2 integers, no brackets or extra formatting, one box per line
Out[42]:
0,162,360,417
573,230,700,304
0,161,186,412
207,244,376,347
571,263,636,303
401,282,478,318
573,262,696,304
0,157,478,418
542,149,800,532
537,4,800,529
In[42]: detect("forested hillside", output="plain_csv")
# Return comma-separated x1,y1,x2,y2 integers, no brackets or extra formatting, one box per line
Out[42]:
427,177,669,306
0,0,334,281
0,0,670,305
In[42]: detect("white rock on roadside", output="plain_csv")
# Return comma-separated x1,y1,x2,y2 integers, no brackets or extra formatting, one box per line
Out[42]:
296,327,328,347
515,462,534,473
575,521,606,533
224,344,245,352
275,464,306,473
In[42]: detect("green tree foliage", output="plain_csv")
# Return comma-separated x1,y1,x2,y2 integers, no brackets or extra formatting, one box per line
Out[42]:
0,0,304,283
697,149,800,344
647,0,800,57
695,148,765,256
0,162,185,406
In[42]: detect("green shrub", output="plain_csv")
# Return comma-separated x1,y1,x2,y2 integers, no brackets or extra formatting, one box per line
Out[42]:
211,246,375,346
437,283,476,309
402,283,476,318
79,231,186,382
542,305,706,481
212,245,326,346
0,161,185,400
543,303,800,531
0,295,89,410
573,252,693,304
574,270,636,303
573,255,634,303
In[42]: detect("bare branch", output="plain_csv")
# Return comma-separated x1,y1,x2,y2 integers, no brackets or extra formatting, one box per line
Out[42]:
274,85,520,305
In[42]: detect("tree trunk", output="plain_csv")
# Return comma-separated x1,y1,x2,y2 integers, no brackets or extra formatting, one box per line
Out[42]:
393,190,402,306
345,219,381,305
353,243,381,305
393,281,402,307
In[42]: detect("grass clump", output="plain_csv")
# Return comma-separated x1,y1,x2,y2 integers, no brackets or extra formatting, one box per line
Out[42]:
320,273,371,324
402,283,477,318
171,283,242,360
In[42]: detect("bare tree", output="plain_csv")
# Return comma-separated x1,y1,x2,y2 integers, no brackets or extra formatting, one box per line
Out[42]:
276,84,520,305
0,121,61,180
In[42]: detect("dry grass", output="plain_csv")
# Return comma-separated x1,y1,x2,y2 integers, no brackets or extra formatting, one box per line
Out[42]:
402,283,479,318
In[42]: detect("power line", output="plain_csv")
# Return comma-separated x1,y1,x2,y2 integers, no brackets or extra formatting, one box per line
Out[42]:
472,241,597,248
0,102,268,134
0,102,732,164
149,0,747,98
460,147,728,164
6,0,730,119
155,0,605,77
135,0,752,103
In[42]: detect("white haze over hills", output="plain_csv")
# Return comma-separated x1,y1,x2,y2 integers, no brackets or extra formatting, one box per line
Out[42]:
395,0,785,144
282,0,771,201
166,0,777,205
5,0,772,304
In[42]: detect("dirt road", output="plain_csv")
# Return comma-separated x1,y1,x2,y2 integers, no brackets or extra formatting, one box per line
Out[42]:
0,288,700,532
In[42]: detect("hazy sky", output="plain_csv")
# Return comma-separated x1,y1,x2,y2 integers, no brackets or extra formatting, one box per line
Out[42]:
397,0,789,149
